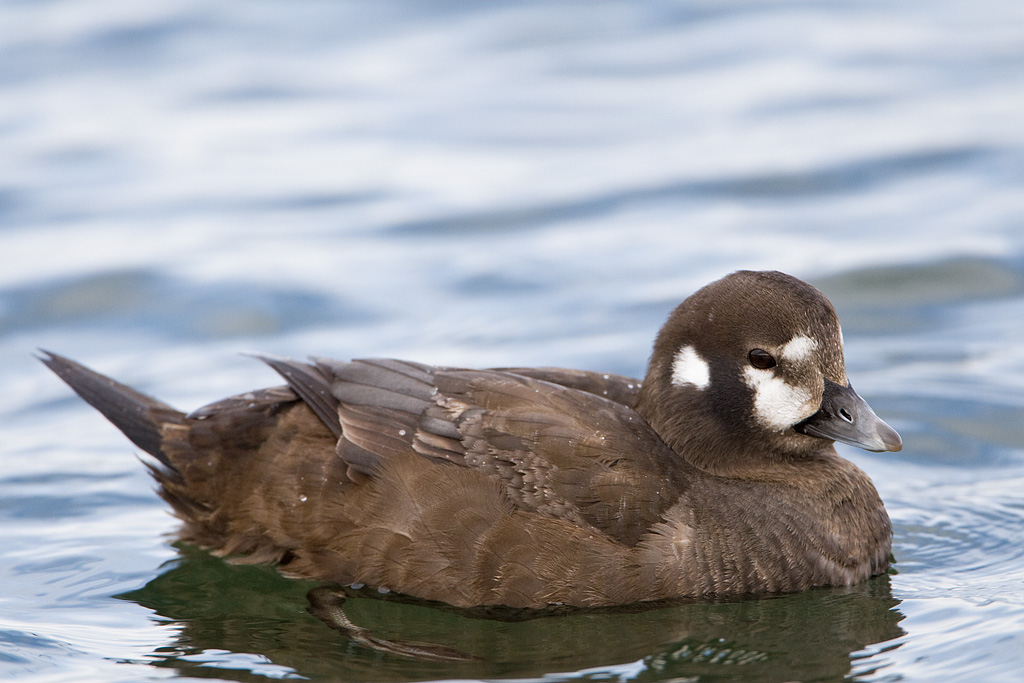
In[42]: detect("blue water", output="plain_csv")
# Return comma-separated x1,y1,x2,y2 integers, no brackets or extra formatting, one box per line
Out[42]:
2,1,1023,681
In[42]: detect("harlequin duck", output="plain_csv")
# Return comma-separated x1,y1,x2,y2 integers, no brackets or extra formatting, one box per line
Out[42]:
40,270,901,609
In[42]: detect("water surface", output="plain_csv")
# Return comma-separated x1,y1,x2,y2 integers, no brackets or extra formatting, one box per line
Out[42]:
2,1,1023,681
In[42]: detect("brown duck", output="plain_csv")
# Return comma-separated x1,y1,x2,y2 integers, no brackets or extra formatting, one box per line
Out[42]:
41,270,902,610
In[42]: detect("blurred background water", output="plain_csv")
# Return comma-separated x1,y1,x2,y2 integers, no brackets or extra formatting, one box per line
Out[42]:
2,1,1023,681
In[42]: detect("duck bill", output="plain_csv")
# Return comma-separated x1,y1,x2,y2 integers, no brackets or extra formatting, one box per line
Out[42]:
795,380,902,453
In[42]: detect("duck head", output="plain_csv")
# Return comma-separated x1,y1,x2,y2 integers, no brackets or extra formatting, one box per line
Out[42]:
636,270,901,474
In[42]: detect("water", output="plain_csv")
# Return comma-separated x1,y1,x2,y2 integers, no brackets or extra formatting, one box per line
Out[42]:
2,1,1023,681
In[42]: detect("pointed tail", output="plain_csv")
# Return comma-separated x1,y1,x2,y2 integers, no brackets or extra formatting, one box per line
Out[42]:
38,350,184,470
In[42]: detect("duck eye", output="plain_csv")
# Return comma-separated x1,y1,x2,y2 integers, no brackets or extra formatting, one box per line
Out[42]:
748,349,777,369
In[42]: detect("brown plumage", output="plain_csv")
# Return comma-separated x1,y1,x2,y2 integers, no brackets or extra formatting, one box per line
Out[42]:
40,270,901,609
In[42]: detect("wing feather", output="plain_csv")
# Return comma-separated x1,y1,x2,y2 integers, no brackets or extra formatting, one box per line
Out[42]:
258,355,691,546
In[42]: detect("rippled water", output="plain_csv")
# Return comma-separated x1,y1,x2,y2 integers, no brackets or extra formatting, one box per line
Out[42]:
2,1,1023,681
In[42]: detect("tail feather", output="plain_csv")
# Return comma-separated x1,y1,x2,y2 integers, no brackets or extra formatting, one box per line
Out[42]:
38,350,184,470
252,353,342,438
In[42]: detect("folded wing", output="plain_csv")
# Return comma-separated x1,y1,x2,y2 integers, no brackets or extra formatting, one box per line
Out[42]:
259,356,692,547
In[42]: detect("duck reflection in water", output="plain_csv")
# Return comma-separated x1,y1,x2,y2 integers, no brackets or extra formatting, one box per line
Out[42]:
119,546,904,680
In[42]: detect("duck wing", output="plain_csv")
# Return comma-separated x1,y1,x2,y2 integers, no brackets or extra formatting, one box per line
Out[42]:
259,356,691,547
491,366,643,409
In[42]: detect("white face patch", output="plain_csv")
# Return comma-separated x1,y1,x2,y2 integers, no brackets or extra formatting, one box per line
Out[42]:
741,366,819,431
671,345,710,390
780,334,818,363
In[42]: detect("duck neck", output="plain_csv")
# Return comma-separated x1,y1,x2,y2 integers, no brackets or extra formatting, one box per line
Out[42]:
636,374,832,479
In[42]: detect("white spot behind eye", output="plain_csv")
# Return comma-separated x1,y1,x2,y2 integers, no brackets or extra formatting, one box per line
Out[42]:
741,366,818,430
672,345,710,390
780,334,818,363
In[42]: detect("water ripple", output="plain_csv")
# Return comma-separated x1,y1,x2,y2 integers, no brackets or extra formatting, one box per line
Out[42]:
892,475,1024,605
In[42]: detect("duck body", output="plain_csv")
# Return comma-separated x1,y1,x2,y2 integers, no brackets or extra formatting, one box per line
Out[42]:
41,270,900,609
